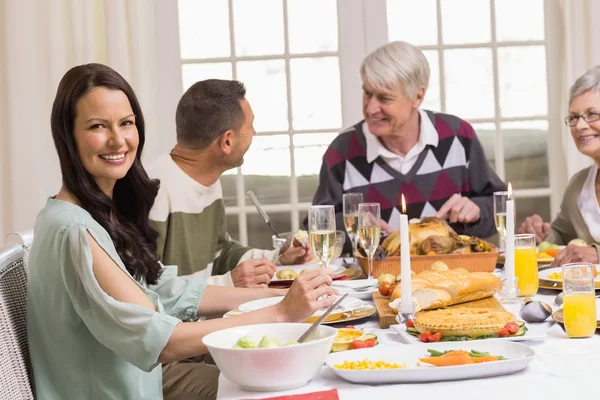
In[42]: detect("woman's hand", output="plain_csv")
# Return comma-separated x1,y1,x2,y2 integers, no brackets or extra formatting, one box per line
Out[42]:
518,214,551,244
275,269,337,322
551,244,599,266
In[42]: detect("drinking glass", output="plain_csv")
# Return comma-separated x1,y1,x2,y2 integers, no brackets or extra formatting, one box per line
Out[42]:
562,263,597,338
308,205,336,270
358,203,381,280
343,193,363,260
514,234,538,296
494,191,509,250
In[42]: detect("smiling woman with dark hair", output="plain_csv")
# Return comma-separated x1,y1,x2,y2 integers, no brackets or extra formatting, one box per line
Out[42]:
27,63,337,400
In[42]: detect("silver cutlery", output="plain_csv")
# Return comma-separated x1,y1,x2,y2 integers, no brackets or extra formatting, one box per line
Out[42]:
246,190,280,238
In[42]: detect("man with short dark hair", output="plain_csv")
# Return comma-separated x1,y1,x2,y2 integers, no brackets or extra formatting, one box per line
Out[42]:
148,79,309,289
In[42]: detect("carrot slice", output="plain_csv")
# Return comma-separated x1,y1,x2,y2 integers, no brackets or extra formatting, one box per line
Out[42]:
419,356,475,366
440,350,470,358
472,356,499,363
545,248,561,257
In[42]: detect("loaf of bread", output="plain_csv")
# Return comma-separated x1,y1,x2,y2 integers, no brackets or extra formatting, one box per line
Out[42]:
389,268,502,311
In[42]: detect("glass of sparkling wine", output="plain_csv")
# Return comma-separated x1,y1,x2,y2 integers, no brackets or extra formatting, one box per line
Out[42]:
308,205,337,271
343,193,363,261
358,203,381,280
493,191,509,250
562,263,597,338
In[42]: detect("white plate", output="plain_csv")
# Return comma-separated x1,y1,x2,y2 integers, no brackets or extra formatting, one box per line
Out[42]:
331,279,378,300
238,295,363,316
390,322,548,344
272,264,344,281
539,266,600,282
326,341,535,384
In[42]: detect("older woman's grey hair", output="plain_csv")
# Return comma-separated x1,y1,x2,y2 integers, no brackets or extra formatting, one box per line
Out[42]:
360,41,430,99
569,66,600,105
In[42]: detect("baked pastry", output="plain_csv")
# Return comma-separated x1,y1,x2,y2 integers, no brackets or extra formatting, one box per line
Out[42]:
414,307,516,338
390,268,502,311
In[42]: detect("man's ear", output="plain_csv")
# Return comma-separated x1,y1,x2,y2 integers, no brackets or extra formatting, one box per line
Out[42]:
218,130,235,155
412,86,425,109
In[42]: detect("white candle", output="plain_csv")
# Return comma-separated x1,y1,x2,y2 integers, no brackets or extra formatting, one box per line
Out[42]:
504,183,515,291
400,194,412,314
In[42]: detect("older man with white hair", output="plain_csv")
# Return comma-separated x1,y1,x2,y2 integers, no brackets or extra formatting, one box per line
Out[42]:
311,41,505,252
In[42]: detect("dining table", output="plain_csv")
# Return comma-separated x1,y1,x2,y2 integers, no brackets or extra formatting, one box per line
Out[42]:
216,262,600,399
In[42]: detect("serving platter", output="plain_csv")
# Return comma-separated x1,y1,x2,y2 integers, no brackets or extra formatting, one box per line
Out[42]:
326,341,535,384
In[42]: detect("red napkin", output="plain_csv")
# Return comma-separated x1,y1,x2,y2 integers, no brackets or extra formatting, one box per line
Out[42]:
245,388,339,400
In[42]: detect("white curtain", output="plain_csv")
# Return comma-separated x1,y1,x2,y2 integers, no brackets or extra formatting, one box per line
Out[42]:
559,0,600,179
0,0,181,239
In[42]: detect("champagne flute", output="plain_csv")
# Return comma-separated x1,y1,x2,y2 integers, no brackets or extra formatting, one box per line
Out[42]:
358,203,381,280
343,193,363,262
308,205,337,270
493,191,509,251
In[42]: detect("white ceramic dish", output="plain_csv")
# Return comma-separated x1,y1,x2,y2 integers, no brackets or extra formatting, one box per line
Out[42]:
326,341,535,384
390,322,548,344
331,278,378,300
238,295,364,316
203,323,337,391
539,266,600,282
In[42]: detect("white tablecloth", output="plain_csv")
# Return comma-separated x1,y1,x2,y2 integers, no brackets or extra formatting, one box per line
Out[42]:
217,280,600,399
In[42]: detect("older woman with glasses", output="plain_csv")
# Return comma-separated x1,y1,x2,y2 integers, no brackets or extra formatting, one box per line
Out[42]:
518,65,600,266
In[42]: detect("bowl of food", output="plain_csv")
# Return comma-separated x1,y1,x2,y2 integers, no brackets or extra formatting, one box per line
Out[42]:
202,323,337,391
273,230,346,260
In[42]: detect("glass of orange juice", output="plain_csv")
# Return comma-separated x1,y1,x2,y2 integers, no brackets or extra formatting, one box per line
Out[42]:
562,263,597,338
514,234,538,296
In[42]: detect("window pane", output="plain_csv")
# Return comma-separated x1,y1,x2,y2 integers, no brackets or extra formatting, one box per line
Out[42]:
232,0,284,56
514,196,550,229
178,0,230,59
181,63,233,92
498,46,548,118
220,174,238,207
471,122,496,172
495,0,545,42
243,135,291,205
502,120,549,190
422,50,441,112
440,0,491,44
246,212,292,249
386,0,438,46
290,57,342,130
237,60,288,132
294,133,338,203
288,0,338,54
444,48,494,119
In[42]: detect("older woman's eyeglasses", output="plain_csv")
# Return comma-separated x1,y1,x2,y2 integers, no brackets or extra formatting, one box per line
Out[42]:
565,111,600,127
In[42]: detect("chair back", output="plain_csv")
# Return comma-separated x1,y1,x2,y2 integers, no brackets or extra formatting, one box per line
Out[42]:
5,230,33,271
0,243,34,399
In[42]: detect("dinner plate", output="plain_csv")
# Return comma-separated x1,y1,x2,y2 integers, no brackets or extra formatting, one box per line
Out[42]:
331,279,378,300
538,266,600,290
552,308,600,328
326,341,535,384
272,264,344,281
389,322,548,344
238,295,364,316
223,304,377,325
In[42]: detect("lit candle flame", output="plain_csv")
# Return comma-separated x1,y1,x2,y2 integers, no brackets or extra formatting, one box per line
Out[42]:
508,183,513,200
402,194,407,213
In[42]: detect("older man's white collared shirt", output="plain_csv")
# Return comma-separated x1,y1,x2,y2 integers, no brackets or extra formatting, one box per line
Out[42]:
363,109,439,174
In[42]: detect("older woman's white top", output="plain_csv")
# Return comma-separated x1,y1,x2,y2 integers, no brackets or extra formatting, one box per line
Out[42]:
578,164,600,242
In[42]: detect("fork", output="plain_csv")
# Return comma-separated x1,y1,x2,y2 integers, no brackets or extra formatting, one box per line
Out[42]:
332,283,377,292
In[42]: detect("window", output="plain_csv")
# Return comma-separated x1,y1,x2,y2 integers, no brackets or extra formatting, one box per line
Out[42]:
178,0,343,247
386,0,554,225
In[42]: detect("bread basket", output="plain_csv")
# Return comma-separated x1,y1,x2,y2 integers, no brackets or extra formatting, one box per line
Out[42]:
356,251,499,278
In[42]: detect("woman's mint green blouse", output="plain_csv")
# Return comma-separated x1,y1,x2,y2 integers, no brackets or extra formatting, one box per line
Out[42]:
27,198,207,400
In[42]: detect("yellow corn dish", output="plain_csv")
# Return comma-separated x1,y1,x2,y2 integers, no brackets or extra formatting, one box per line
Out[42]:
548,272,562,280
333,359,406,370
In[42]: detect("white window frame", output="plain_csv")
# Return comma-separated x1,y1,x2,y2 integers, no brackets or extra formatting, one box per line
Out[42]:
369,0,566,218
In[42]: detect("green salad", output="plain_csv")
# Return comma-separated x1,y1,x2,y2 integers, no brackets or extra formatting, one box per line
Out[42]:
233,335,300,349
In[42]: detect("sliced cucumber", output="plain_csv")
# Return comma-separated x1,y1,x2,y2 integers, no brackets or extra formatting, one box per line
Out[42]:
363,333,379,344
406,327,419,336
517,321,525,328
